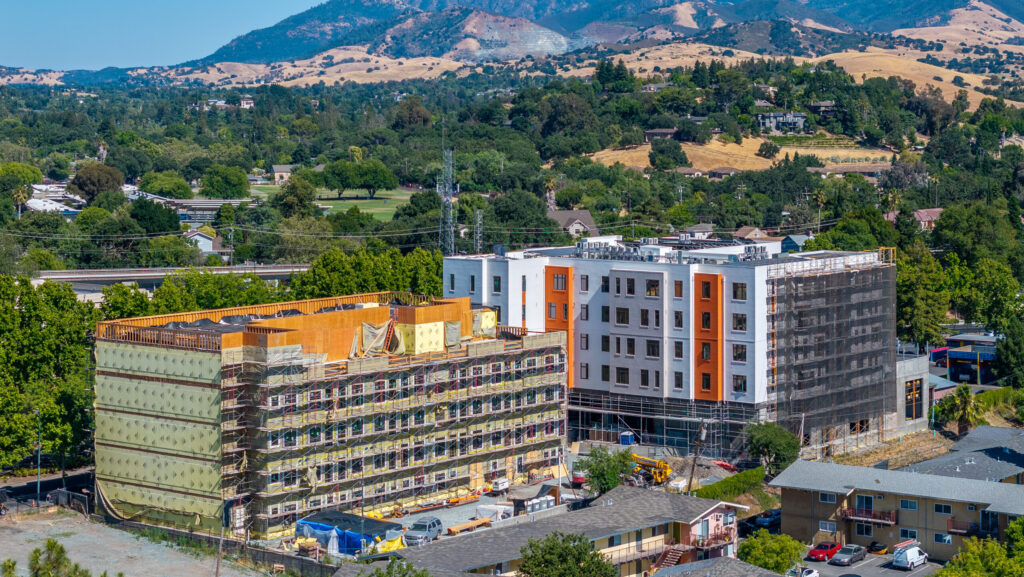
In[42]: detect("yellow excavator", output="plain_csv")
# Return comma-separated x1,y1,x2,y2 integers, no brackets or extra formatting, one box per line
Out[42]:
632,454,672,485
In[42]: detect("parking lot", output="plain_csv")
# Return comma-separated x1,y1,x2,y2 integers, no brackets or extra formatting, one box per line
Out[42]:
800,548,940,577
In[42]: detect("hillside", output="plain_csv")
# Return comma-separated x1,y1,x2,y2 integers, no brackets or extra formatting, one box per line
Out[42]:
892,0,1024,45
692,21,872,57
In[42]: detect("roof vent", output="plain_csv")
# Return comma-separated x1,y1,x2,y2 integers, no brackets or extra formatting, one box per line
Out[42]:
965,457,975,465
954,466,960,472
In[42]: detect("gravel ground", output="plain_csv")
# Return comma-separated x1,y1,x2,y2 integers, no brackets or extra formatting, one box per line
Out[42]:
0,512,261,577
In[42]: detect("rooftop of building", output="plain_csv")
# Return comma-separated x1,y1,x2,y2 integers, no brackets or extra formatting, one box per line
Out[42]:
901,426,1024,482
393,485,739,573
947,332,998,345
654,557,777,577
770,460,1024,516
332,560,473,577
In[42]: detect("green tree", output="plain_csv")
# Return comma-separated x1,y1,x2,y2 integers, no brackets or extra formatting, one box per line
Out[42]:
574,446,634,495
365,559,432,577
324,160,358,198
965,258,1020,328
896,242,950,349
129,198,180,234
11,185,29,220
934,537,1024,577
69,163,124,202
757,141,780,159
746,422,800,477
100,283,152,320
141,236,202,267
269,175,319,218
1007,516,1024,557
943,252,975,320
74,206,112,233
737,529,805,575
201,164,249,199
996,316,1024,388
649,138,689,171
0,162,43,186
357,159,398,199
139,170,193,199
28,539,95,577
392,96,432,131
517,532,617,577
937,385,982,436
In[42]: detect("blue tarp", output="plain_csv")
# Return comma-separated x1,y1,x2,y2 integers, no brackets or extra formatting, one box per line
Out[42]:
296,513,403,557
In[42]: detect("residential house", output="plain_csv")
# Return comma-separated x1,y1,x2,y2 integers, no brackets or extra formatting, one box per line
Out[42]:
184,230,232,262
809,163,891,185
709,167,741,179
683,114,708,125
682,222,715,240
674,167,705,178
273,164,295,184
752,84,777,100
732,226,773,241
808,100,836,117
781,234,811,253
645,128,678,143
396,485,746,576
770,460,1024,561
757,112,807,133
239,94,255,109
753,99,773,109
883,208,943,231
548,209,599,238
902,426,1024,485
643,82,672,93
25,197,80,219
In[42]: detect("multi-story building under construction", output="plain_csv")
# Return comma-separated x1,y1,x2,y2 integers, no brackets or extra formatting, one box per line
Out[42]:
445,235,916,460
93,293,567,539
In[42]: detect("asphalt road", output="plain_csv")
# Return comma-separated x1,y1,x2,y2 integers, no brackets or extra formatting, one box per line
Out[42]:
802,549,940,577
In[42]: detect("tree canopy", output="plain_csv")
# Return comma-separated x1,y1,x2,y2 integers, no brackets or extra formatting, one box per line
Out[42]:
517,532,618,577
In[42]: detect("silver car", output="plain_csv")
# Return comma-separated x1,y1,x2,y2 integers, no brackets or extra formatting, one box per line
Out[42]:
829,544,867,566
404,517,443,546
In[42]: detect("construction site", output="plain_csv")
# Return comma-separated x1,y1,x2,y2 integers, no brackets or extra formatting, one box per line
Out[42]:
92,292,568,540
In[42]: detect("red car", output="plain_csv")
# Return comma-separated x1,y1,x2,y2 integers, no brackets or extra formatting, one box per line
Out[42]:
807,542,842,562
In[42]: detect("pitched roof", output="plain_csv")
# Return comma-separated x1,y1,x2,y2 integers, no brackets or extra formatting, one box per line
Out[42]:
272,164,295,173
395,486,730,572
333,560,473,577
655,557,777,577
901,426,1024,482
733,226,766,239
770,460,1024,516
686,223,715,232
548,209,598,233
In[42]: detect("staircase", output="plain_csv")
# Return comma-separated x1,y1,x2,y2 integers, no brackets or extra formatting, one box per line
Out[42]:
652,544,689,571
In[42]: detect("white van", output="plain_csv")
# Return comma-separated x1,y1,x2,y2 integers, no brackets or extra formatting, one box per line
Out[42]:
893,544,928,570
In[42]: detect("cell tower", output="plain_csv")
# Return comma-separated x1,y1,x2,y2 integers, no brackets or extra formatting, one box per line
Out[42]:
437,149,456,256
474,209,483,254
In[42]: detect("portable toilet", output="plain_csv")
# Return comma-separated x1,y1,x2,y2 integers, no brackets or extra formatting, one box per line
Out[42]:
620,431,636,445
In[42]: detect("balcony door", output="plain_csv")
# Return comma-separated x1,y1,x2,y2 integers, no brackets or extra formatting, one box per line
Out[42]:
856,495,873,512
981,510,999,533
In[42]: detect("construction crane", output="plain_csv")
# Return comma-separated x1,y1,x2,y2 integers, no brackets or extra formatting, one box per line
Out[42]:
632,454,672,485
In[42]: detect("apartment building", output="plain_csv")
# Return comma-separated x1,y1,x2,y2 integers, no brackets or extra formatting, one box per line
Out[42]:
444,235,907,458
771,460,1024,560
93,293,567,539
396,485,747,577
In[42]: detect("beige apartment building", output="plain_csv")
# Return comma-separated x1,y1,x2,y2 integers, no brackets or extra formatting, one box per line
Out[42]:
771,460,1024,560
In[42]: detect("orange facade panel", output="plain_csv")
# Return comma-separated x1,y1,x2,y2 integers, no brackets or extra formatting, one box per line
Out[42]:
693,273,723,402
544,266,573,387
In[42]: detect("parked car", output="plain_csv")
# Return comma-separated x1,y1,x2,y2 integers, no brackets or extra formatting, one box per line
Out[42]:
404,517,443,546
786,567,820,577
738,518,758,537
830,545,867,566
867,541,889,554
755,508,782,527
807,542,842,562
893,545,928,570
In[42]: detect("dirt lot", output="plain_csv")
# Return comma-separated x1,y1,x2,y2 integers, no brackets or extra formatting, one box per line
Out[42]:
832,431,954,469
0,513,259,577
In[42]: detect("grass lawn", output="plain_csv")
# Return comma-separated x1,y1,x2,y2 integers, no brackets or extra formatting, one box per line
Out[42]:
246,185,413,221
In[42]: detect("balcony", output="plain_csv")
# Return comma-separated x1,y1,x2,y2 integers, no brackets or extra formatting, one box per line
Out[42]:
841,508,897,525
693,529,735,550
602,538,676,566
947,518,998,537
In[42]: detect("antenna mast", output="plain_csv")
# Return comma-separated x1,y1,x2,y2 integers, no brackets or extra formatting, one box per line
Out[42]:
438,149,456,256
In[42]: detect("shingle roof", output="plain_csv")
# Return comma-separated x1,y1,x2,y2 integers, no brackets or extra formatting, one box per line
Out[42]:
333,560,474,577
395,486,727,572
771,460,1024,516
901,426,1024,482
655,557,777,577
272,164,295,173
548,209,598,234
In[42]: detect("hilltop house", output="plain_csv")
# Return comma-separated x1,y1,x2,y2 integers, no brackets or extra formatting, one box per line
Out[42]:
548,209,599,238
240,95,255,109
757,112,807,133
645,128,678,143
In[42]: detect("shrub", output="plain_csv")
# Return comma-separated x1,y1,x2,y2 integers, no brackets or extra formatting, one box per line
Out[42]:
695,467,765,500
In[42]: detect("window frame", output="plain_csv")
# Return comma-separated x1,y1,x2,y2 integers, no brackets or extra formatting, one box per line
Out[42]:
899,499,917,511
819,520,836,533
819,492,837,504
732,282,747,301
732,313,747,332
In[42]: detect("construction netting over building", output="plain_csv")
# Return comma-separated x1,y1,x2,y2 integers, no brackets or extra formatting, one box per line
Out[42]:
93,292,568,539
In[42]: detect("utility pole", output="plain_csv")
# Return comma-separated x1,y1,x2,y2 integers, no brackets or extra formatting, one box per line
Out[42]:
686,420,706,495
34,410,41,506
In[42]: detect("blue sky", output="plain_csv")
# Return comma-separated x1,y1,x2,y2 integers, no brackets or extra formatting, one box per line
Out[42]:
0,0,322,70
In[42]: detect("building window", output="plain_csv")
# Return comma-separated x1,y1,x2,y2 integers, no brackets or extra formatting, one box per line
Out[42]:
615,367,629,385
640,309,650,327
900,529,918,540
580,363,589,379
856,523,873,537
640,370,649,387
615,307,629,325
601,365,610,382
675,311,683,328
701,373,711,391
581,304,589,321
732,375,747,393
646,340,660,358
701,342,711,360
820,493,837,504
654,310,661,328
900,499,918,511
563,303,568,320
701,312,711,330
905,378,923,420
626,338,635,356
934,533,952,545
494,305,502,324
493,276,501,293
733,314,747,332
553,274,567,291
580,275,589,292
819,521,836,533
733,344,747,362
580,334,589,351
732,282,747,301
674,281,683,298
934,503,952,515
601,306,610,322
674,341,684,359
548,303,556,319
601,335,610,352
674,372,683,390
615,278,621,294
654,370,660,388
449,274,455,292
470,275,476,292
615,337,621,354
601,276,609,292
626,278,635,295
701,281,711,299
646,279,660,297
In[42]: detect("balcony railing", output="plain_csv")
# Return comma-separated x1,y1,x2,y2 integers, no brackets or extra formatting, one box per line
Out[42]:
947,518,997,536
694,529,735,550
841,508,897,525
602,538,673,566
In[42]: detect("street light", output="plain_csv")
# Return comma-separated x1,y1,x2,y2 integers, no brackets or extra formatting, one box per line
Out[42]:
34,410,41,506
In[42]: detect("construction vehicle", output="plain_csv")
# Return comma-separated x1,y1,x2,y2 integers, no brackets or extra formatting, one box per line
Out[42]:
632,454,672,485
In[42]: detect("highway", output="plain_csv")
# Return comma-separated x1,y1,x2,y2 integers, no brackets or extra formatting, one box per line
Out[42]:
36,264,309,283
